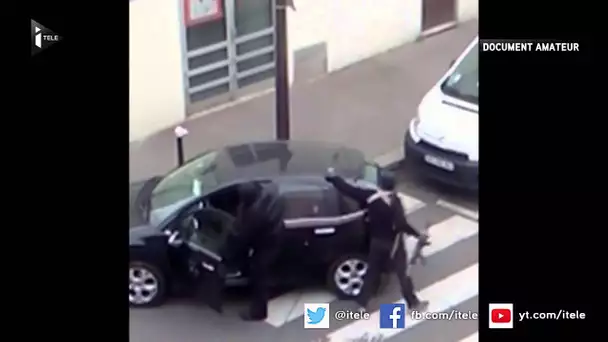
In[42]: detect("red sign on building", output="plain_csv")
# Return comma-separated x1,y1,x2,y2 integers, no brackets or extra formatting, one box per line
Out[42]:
184,0,224,27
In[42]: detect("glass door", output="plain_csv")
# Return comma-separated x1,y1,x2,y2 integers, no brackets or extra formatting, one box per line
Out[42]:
183,0,230,104
234,0,275,89
181,0,275,110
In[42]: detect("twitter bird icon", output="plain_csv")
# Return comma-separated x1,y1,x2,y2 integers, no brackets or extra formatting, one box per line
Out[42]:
304,303,330,328
308,308,326,324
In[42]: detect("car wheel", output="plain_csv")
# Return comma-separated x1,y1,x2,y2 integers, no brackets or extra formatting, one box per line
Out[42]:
129,261,167,308
326,254,369,299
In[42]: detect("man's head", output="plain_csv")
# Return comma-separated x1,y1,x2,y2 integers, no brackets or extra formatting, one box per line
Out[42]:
238,181,261,206
378,170,396,191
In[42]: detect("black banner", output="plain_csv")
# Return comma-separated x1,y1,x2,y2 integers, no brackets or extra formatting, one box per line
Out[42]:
480,0,597,341
28,0,127,340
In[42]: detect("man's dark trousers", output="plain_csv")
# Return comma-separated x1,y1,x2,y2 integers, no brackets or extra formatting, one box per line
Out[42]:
357,237,421,308
391,236,420,308
247,230,282,319
357,237,392,307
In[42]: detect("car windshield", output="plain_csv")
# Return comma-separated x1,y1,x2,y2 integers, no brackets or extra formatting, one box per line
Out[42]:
148,151,220,224
440,42,478,105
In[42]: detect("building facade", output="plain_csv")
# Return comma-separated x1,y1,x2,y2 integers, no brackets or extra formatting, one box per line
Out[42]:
129,0,478,142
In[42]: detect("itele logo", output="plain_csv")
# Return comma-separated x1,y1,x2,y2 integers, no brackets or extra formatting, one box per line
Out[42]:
31,19,62,56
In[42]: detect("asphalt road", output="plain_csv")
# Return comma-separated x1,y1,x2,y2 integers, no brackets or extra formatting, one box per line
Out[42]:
129,170,478,342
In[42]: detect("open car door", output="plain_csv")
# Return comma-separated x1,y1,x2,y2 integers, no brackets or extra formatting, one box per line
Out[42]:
184,239,225,313
182,208,236,313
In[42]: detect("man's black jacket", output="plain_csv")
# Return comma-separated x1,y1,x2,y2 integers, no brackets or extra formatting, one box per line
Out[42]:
238,182,286,241
325,175,421,241
222,182,286,262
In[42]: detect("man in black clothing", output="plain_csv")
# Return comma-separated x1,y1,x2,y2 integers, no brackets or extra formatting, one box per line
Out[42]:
391,194,430,311
325,168,429,313
223,181,286,321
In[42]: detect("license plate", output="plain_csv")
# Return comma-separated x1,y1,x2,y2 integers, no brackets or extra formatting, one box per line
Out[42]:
424,155,455,171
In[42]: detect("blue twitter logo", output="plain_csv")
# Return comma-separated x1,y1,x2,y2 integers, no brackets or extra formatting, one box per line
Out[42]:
304,303,330,328
308,308,326,324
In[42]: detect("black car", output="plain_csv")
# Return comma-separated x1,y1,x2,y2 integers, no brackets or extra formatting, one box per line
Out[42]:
129,140,385,311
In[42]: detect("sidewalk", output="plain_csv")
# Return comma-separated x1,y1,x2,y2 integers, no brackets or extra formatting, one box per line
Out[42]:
129,20,478,182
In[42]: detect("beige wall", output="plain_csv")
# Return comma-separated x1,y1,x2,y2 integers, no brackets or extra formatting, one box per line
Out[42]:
129,0,186,142
129,0,474,142
457,0,478,22
287,0,422,73
287,1,328,52
326,0,421,71
286,0,328,84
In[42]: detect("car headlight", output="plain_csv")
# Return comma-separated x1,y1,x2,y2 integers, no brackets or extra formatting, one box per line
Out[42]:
409,117,422,143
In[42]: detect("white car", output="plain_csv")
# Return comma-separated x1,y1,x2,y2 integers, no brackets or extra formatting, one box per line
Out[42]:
404,37,478,189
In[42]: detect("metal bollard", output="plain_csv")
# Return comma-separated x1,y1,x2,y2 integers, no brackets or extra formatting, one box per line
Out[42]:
174,125,189,166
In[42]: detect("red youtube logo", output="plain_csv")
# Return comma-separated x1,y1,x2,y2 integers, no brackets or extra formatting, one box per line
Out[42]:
491,308,511,323
488,303,514,328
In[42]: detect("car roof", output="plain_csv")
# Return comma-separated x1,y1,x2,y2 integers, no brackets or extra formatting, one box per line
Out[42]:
146,141,370,227
206,140,368,187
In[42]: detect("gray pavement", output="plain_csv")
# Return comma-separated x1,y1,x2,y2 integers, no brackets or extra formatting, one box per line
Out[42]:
129,21,479,342
129,20,478,183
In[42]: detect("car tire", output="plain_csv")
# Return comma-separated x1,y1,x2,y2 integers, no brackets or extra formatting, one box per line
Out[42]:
326,254,372,300
129,261,167,308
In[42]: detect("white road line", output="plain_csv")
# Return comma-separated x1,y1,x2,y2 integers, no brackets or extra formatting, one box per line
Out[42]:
436,199,478,221
325,263,479,341
459,332,479,342
397,192,426,214
403,215,478,263
265,290,336,327
264,213,478,327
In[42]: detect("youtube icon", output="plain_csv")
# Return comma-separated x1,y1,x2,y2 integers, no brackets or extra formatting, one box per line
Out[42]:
488,303,514,329
492,309,511,323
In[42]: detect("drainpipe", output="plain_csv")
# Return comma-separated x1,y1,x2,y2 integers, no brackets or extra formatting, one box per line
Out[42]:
274,0,295,141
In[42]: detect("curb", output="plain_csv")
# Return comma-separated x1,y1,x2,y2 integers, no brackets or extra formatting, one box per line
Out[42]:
372,147,405,170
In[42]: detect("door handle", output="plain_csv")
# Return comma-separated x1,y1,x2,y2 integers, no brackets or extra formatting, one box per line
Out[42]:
314,227,335,235
201,262,215,272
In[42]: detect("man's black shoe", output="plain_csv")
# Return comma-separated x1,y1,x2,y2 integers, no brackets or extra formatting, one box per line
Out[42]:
239,311,266,322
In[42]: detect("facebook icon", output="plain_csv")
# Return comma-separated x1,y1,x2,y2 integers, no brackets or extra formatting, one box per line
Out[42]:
379,304,406,329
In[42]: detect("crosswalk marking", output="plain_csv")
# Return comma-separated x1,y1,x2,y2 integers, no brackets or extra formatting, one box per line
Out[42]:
460,332,479,342
265,290,336,327
397,192,425,214
403,215,478,263
436,199,478,221
325,263,479,341
264,208,477,328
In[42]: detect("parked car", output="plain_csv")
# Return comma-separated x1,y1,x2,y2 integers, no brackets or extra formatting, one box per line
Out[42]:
129,140,387,310
404,37,478,190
